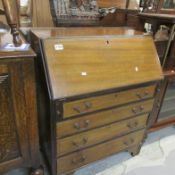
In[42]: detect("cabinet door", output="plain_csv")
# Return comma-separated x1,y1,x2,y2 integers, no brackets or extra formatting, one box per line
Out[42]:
149,73,175,130
158,79,175,121
0,62,30,173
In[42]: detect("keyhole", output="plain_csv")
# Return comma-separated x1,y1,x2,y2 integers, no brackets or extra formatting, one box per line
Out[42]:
106,40,109,45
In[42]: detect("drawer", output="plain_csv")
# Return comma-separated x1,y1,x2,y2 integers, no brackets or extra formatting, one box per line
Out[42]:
57,99,154,138
57,114,148,156
57,129,145,174
63,85,156,118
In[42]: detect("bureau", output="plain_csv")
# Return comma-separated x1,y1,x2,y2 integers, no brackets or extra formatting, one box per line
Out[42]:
29,28,163,175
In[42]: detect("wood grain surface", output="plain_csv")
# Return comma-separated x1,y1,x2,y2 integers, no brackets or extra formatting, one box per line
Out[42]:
63,85,155,118
30,27,143,39
57,114,148,156
57,100,153,138
42,36,163,99
57,129,145,173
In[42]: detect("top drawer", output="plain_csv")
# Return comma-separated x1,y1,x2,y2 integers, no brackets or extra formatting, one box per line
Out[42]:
63,85,156,118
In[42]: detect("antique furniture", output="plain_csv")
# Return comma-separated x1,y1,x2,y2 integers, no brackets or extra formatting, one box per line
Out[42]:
0,0,141,28
149,70,175,131
0,0,43,174
140,0,175,14
138,0,175,131
31,0,140,27
0,32,43,175
29,27,163,175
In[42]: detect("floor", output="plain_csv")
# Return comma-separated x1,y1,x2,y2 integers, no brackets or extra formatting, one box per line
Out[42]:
4,126,175,175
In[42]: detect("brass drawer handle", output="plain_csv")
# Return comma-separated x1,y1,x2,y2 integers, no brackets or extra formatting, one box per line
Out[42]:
123,138,134,146
136,91,149,100
72,155,86,164
72,138,88,148
84,102,92,109
73,102,92,114
132,106,144,114
73,106,82,113
127,121,138,129
74,120,90,131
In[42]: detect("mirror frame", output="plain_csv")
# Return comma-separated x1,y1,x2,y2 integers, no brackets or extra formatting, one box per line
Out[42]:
157,0,175,14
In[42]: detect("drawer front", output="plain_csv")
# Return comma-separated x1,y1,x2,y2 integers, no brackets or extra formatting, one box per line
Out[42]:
57,99,154,138
57,114,148,156
57,129,145,174
63,85,156,118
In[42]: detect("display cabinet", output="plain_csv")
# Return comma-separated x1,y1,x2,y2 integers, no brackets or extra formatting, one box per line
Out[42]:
138,0,175,131
158,78,175,122
149,70,175,131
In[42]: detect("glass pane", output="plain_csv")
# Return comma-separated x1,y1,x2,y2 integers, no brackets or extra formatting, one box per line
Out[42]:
163,0,175,9
158,81,175,121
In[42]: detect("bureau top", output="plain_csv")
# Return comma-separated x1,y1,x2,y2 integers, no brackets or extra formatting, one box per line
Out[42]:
29,27,143,39
41,35,163,100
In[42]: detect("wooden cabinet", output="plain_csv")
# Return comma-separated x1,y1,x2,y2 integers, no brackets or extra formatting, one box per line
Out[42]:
29,27,163,175
0,33,43,175
0,64,21,166
149,71,175,131
138,4,175,130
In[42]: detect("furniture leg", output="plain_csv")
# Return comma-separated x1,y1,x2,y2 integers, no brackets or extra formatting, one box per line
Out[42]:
128,145,142,156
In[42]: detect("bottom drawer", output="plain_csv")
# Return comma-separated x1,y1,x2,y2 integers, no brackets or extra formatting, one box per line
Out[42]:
57,129,145,174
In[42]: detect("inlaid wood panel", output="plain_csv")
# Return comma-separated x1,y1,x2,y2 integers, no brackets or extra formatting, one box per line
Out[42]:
63,85,156,118
0,68,20,163
57,114,148,156
57,129,145,174
57,99,154,138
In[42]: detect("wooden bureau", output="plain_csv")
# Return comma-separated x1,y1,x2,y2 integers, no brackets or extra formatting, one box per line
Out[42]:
29,28,163,175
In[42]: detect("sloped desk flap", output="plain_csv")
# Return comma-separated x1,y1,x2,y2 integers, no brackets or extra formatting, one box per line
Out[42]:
41,36,163,99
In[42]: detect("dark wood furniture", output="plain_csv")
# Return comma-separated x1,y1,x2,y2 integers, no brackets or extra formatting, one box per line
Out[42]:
140,0,175,14
149,70,175,131
17,0,140,27
0,1,43,174
138,4,175,131
29,27,163,175
0,32,43,175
